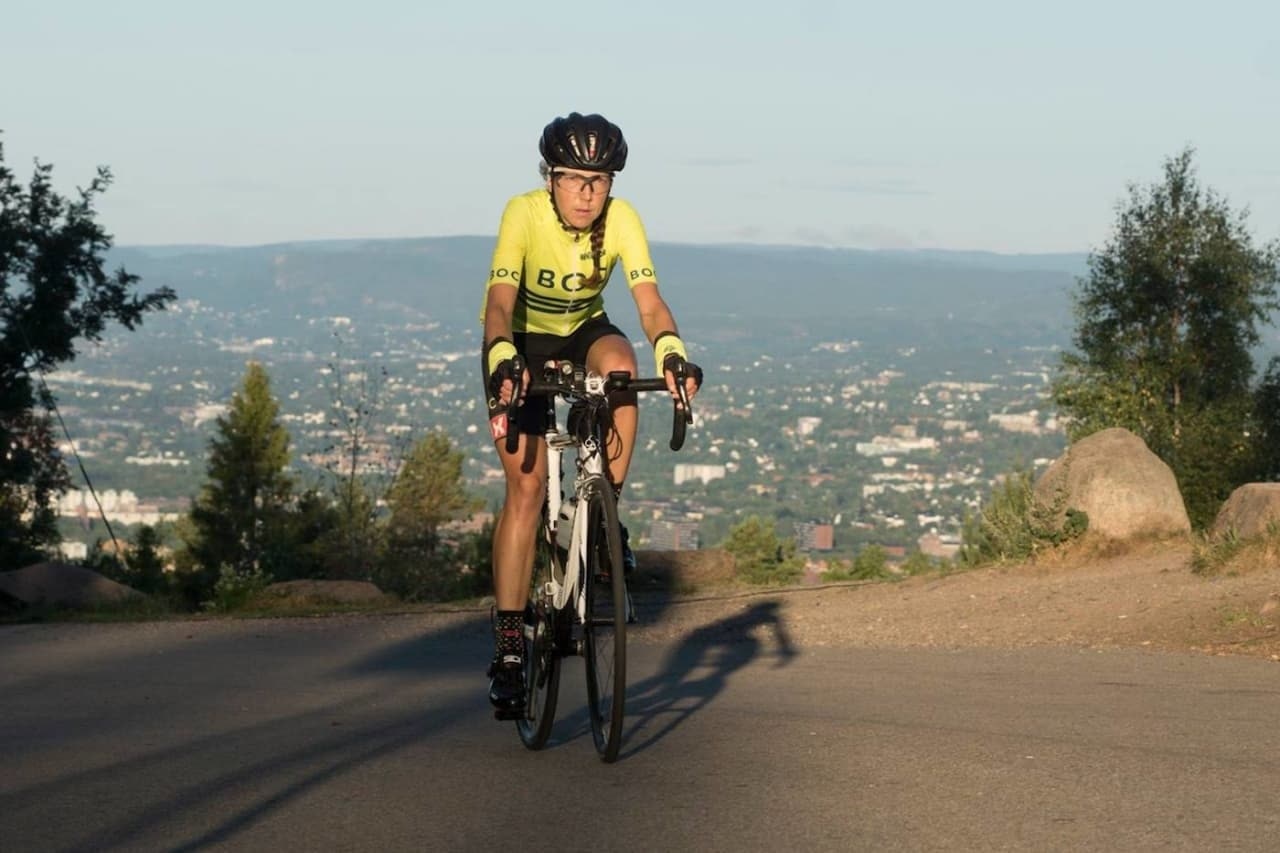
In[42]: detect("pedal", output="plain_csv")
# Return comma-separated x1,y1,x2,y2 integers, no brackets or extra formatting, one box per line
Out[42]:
493,706,525,721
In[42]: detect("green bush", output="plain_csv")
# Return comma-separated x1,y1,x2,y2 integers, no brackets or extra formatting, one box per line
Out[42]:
959,467,1088,566
374,532,492,602
203,564,270,612
850,544,890,580
898,550,942,577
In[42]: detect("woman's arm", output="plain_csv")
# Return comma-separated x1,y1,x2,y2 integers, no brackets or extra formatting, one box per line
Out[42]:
631,281,699,401
483,283,518,350
483,284,524,405
630,281,677,345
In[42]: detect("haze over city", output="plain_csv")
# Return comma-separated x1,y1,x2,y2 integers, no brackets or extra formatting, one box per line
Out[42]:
2,0,1277,254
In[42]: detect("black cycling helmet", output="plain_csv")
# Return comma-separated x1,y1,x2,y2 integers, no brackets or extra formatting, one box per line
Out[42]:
539,112,628,173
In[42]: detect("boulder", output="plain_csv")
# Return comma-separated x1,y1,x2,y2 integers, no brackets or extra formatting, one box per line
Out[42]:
633,549,735,591
1034,427,1191,540
1210,483,1280,540
252,579,388,607
0,562,144,608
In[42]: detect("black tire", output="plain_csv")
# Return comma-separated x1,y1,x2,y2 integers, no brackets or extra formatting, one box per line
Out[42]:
516,600,560,749
581,478,627,762
518,531,562,749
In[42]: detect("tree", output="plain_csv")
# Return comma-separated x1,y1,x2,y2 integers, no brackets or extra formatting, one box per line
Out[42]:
128,524,169,596
0,139,174,566
377,431,483,600
0,410,68,567
384,431,481,558
282,487,345,580
1250,360,1280,480
317,343,396,580
179,362,294,595
1052,149,1280,528
723,515,803,585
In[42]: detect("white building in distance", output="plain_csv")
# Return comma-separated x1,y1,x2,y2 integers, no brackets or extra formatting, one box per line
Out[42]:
796,416,823,437
674,464,727,486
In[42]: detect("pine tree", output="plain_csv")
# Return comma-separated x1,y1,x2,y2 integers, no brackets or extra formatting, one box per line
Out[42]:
129,525,168,595
180,362,294,592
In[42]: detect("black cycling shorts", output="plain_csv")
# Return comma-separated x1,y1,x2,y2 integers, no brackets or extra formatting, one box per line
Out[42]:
483,314,628,440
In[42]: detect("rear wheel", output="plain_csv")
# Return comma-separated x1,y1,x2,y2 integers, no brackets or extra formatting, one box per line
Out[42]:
518,531,562,749
516,601,560,749
582,478,627,762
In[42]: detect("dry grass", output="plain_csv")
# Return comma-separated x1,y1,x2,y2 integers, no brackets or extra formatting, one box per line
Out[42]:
1191,526,1280,576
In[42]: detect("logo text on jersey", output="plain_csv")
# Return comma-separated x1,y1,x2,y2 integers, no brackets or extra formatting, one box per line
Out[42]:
534,269,595,292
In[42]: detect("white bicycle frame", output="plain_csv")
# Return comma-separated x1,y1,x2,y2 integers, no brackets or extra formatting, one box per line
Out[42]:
541,373,609,622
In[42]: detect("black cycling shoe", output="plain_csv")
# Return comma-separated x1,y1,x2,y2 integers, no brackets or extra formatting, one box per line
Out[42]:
488,654,525,718
596,524,637,582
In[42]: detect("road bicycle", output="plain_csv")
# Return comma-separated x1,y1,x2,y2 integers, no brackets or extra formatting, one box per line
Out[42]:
502,356,693,762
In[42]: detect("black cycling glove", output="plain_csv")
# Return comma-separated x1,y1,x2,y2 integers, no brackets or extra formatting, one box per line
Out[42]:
485,338,520,405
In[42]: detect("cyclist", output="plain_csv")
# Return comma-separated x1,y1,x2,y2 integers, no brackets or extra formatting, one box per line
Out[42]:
480,112,702,714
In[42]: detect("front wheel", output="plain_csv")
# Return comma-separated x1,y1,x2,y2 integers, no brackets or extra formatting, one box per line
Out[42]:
581,478,627,762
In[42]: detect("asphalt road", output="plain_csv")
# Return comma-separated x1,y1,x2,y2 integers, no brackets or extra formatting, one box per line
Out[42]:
3,605,1278,852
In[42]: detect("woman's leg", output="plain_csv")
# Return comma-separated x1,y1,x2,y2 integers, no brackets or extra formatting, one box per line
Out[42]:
586,334,640,574
585,334,639,487
491,431,547,611
488,429,547,711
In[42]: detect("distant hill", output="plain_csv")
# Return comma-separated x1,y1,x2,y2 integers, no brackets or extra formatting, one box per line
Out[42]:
108,237,1087,348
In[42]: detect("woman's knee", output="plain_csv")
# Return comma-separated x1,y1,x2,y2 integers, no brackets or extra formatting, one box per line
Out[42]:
504,471,544,513
588,336,638,376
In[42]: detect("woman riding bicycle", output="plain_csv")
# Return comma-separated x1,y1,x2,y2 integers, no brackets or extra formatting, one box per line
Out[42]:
480,112,702,714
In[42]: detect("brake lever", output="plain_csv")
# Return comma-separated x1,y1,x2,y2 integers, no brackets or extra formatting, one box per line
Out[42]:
670,362,691,451
504,354,525,454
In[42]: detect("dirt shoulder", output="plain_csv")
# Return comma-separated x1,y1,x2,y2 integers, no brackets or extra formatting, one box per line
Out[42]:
7,540,1276,662
630,539,1280,661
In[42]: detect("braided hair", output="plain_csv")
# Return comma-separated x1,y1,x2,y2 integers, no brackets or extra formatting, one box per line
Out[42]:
581,198,611,289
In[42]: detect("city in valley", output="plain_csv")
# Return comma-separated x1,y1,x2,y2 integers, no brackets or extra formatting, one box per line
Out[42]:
48,239,1090,565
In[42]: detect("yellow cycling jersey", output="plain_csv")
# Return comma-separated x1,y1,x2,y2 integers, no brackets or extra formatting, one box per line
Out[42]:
481,189,658,337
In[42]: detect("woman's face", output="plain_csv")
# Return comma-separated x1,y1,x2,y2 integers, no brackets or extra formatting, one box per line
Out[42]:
548,168,612,230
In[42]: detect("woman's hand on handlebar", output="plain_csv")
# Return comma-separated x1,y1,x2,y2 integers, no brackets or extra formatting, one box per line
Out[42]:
488,358,529,408
662,354,703,409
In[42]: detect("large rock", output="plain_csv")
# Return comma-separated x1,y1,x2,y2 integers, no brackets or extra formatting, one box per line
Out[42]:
1034,427,1191,540
634,549,735,591
0,562,143,608
1211,483,1280,540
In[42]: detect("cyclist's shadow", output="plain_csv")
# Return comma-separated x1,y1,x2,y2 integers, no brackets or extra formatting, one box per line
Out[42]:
610,599,797,759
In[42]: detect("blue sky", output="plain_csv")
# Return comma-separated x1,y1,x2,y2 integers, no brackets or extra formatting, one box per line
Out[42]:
2,0,1277,254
